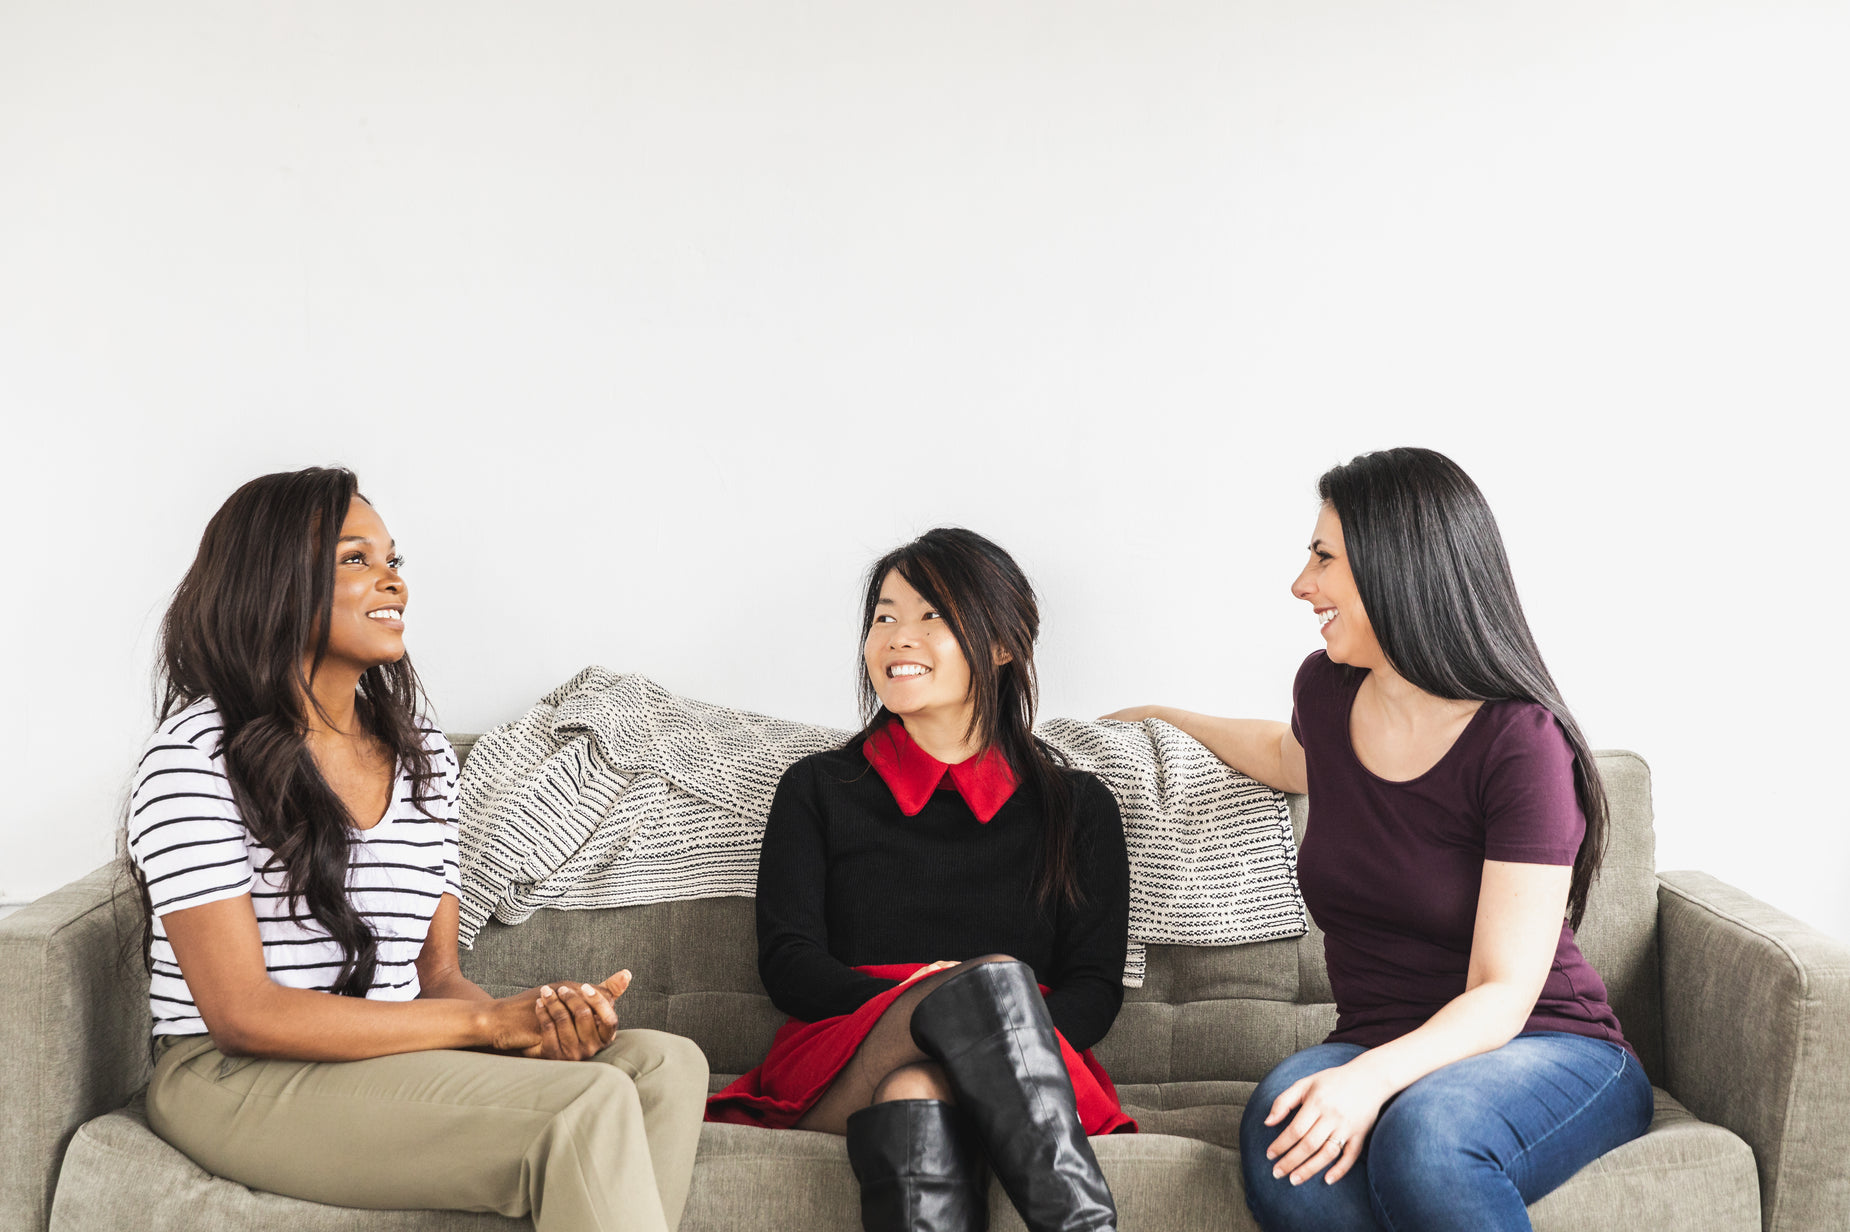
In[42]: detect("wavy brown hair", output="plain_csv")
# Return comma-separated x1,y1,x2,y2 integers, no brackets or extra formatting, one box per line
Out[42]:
128,467,436,995
853,527,1081,907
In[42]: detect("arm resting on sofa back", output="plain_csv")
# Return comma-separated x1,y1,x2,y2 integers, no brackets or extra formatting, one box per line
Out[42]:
0,864,153,1232
1658,870,1850,1232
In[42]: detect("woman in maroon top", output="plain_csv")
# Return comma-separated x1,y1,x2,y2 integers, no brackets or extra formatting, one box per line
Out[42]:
1108,448,1651,1232
710,528,1132,1232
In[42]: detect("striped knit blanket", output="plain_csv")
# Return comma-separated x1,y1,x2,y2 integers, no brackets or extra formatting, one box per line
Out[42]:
457,668,1305,986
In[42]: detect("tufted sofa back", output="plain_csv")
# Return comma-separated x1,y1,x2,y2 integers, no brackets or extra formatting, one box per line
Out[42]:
454,741,1663,1085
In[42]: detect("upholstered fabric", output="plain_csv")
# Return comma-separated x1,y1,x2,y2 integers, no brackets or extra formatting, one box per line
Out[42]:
6,746,1841,1232
48,1084,1757,1232
1658,870,1850,1232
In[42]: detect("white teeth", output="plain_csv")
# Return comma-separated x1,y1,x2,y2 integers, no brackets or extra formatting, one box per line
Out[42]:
368,609,402,621
887,664,930,678
1318,609,1337,627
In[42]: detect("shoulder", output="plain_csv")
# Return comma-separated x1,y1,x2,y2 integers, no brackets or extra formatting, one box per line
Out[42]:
132,698,230,799
1474,700,1576,777
147,697,227,760
776,743,866,794
1291,650,1349,705
1054,765,1123,827
416,722,459,768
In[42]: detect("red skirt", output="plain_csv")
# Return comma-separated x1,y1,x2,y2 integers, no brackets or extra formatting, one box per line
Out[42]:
706,963,1137,1136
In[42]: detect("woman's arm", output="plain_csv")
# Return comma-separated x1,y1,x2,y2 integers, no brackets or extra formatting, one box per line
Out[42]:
163,893,556,1059
1261,859,1571,1186
1042,775,1131,1051
756,762,902,1021
164,892,622,1061
413,892,631,1060
1100,707,1307,795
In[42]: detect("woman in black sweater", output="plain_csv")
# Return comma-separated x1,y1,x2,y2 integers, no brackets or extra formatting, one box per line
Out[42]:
708,528,1132,1232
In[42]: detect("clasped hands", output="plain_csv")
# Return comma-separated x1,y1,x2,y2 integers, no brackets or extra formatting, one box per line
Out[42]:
491,970,633,1061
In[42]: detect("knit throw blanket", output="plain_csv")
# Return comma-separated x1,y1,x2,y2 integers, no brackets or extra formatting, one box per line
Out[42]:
457,668,1306,986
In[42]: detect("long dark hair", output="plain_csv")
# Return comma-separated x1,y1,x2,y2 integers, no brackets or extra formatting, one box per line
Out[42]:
853,528,1082,908
128,466,435,995
1317,447,1609,928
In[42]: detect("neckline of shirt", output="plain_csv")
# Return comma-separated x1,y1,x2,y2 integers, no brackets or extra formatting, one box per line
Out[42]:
861,718,1021,822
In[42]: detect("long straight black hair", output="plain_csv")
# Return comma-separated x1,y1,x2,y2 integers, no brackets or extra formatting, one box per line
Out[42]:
128,466,436,995
1318,447,1609,928
854,527,1081,908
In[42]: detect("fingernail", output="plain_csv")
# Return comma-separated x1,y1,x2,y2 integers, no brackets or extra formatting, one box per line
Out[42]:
1272,1167,1282,1179
541,986,554,998
1290,1175,1302,1187
581,984,597,997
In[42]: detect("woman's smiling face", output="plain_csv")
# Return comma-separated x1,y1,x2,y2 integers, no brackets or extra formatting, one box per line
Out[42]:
1291,503,1383,669
318,497,409,676
864,569,974,723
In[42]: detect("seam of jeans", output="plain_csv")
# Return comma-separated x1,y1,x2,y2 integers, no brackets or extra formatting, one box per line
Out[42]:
1366,1043,1636,1232
1501,1043,1636,1176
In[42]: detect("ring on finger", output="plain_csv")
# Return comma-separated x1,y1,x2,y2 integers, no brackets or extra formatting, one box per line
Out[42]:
1327,1135,1346,1152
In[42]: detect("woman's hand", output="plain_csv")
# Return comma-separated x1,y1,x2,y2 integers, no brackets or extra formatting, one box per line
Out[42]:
529,970,633,1060
486,970,632,1060
1098,705,1169,723
898,960,959,987
1262,1060,1393,1186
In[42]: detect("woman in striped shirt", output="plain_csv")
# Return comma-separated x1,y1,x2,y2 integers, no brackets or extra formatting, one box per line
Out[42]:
125,467,708,1232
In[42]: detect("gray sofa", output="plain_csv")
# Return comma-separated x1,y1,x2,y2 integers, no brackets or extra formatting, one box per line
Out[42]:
5,746,1846,1232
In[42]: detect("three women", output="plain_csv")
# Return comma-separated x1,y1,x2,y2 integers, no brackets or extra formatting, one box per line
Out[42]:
130,447,1648,1232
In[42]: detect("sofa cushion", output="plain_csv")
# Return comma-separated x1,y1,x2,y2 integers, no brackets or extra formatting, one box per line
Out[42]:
54,1085,1755,1232
455,750,1665,1090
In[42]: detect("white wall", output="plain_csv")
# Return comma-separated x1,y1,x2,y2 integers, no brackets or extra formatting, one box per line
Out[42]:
4,1,1846,944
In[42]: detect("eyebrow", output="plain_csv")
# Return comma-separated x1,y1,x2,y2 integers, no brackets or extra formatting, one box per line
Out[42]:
337,536,396,549
876,597,896,605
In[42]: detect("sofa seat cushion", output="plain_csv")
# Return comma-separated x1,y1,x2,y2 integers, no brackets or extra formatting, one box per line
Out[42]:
53,1086,1757,1232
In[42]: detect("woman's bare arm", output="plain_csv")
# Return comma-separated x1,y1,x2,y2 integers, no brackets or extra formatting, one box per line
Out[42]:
1101,706,1307,795
1261,860,1572,1185
163,893,620,1061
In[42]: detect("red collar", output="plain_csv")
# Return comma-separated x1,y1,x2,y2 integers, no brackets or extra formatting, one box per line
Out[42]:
862,719,1020,823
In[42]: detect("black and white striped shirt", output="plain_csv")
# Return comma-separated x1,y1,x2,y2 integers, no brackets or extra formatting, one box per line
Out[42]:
127,698,462,1037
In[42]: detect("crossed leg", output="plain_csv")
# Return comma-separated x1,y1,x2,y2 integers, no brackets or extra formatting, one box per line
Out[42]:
796,954,1016,1134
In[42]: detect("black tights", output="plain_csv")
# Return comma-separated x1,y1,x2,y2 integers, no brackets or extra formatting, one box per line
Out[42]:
795,954,1016,1135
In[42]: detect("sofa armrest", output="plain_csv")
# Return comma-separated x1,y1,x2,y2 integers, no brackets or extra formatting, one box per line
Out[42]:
0,863,152,1232
1657,870,1850,1232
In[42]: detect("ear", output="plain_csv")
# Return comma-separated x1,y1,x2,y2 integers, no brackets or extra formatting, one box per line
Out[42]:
992,645,1014,667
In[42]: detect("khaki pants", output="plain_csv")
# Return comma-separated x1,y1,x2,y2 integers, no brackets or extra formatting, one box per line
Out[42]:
146,1029,709,1232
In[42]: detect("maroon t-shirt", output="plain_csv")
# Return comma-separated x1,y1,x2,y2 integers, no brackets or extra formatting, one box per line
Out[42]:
1291,651,1632,1057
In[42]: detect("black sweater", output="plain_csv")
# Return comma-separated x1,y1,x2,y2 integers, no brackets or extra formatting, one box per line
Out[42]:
754,742,1131,1052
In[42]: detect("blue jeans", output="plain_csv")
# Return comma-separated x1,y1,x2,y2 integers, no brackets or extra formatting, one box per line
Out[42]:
1239,1032,1652,1232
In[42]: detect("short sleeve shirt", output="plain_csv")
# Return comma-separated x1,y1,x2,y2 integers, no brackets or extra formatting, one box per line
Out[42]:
1290,652,1631,1055
126,699,462,1036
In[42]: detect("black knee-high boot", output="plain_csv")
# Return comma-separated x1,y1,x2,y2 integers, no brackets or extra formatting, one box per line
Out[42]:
908,961,1117,1232
846,1099,990,1232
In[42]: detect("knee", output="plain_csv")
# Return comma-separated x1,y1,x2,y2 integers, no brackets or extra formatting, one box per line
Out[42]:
872,1061,954,1104
623,1029,710,1096
1367,1095,1494,1192
655,1031,710,1086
